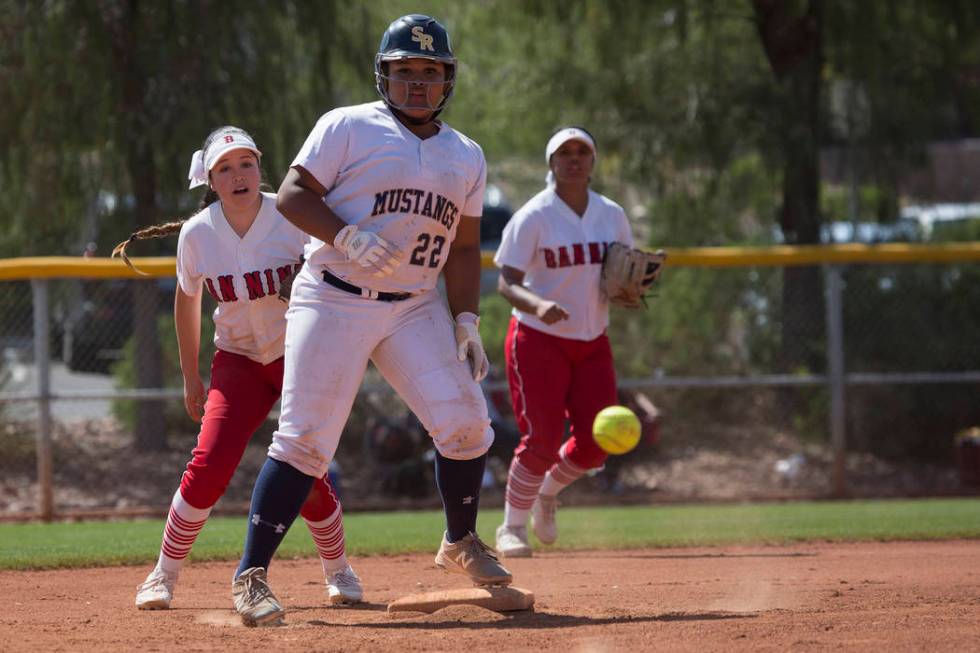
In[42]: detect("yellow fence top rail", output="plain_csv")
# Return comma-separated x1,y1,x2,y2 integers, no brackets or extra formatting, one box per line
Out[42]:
0,257,176,280
661,242,980,267
484,242,980,268
0,243,978,281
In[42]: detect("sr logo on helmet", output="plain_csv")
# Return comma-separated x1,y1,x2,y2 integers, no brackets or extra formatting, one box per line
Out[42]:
411,26,434,52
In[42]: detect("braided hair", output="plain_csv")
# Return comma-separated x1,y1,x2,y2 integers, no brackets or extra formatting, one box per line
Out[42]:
111,220,193,275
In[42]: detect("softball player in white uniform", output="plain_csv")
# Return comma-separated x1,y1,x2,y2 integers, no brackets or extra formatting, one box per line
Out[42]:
493,127,634,558
232,15,510,627
119,126,361,613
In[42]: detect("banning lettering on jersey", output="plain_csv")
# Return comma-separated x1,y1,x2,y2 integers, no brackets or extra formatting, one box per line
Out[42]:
203,262,303,303
371,188,458,230
541,241,611,268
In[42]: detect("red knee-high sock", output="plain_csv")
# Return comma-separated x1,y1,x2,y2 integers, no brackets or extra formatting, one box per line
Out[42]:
504,457,545,527
304,504,348,574
539,441,588,497
301,477,348,574
157,490,211,574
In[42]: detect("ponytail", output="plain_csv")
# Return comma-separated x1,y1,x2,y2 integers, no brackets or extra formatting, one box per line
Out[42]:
112,221,187,275
112,185,222,275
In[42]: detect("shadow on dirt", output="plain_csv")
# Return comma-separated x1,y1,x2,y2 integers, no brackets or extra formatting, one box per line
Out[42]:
318,610,757,630
569,551,818,560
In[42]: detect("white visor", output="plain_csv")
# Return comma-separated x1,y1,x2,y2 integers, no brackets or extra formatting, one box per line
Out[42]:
545,127,597,186
187,130,262,189
545,127,596,163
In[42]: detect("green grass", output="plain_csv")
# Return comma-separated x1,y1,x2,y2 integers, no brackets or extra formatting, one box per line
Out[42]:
1,498,979,570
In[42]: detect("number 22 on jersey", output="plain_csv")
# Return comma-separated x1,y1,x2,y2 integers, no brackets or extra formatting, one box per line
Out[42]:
409,233,446,268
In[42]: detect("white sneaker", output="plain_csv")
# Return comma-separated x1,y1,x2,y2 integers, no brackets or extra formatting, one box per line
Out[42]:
135,567,177,610
531,495,559,544
495,523,532,558
326,564,363,605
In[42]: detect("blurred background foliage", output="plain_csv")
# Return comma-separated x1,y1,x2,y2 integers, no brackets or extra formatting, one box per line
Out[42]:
2,0,979,460
4,0,979,257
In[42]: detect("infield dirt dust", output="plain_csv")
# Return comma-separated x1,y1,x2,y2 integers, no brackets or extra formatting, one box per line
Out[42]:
2,540,978,652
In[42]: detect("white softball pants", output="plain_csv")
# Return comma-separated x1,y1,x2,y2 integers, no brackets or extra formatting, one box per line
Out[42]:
268,265,494,479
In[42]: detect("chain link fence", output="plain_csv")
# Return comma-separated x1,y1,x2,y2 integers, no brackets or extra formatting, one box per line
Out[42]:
2,248,979,519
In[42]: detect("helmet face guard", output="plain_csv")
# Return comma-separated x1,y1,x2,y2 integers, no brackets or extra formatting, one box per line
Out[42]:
374,15,457,120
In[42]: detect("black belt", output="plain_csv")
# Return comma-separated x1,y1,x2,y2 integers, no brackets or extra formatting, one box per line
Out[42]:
321,269,413,302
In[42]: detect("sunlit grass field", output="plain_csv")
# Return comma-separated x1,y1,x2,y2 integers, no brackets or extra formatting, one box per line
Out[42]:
2,498,978,570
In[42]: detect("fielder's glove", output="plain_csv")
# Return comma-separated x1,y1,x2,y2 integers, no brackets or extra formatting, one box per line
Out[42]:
600,242,667,309
333,224,401,277
277,255,304,303
454,312,489,383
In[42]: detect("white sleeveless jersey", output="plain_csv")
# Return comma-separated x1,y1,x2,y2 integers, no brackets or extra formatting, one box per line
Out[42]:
176,193,307,364
494,187,633,341
292,101,487,294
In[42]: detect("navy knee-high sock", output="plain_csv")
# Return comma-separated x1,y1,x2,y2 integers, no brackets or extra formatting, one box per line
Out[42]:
235,457,315,578
434,452,487,542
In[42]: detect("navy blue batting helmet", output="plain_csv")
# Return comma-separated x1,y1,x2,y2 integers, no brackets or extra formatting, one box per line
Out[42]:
374,15,457,115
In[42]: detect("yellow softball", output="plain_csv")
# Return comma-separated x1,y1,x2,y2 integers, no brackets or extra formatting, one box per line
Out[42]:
592,405,642,455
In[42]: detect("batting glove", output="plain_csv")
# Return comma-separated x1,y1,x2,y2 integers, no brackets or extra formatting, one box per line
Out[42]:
454,312,489,383
333,224,401,277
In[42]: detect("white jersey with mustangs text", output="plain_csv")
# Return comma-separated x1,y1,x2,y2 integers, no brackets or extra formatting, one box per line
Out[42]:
176,192,307,365
292,101,487,294
494,187,633,341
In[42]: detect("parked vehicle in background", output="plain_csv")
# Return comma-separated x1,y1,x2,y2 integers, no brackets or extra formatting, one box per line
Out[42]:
901,203,980,240
480,184,512,252
63,279,175,374
814,204,980,244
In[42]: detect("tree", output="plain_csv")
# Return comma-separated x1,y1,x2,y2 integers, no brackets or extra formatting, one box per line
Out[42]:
1,0,359,449
752,0,825,371
4,1,980,452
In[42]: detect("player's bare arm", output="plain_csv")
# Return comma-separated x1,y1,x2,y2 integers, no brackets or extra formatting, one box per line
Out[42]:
498,265,570,324
279,166,401,277
277,166,348,243
173,285,205,423
442,214,482,317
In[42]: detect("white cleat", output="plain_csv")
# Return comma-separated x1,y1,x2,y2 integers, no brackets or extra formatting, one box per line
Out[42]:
232,567,284,627
435,531,513,587
495,523,533,558
326,564,364,605
531,495,559,545
135,567,177,610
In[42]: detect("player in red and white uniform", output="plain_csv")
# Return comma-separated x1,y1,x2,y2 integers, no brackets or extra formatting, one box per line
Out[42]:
121,126,361,612
230,15,511,627
493,127,634,558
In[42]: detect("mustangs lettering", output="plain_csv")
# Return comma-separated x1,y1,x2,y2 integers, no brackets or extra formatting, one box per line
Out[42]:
295,101,486,294
176,193,308,365
371,187,459,269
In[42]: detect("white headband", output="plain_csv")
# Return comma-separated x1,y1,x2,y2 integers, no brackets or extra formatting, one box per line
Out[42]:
187,130,262,189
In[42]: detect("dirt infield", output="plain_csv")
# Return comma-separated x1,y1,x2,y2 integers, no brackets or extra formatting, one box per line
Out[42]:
2,540,978,652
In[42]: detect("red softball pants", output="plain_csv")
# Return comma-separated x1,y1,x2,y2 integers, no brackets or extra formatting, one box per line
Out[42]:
504,318,617,475
178,349,338,521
